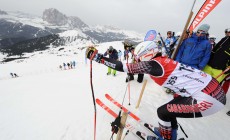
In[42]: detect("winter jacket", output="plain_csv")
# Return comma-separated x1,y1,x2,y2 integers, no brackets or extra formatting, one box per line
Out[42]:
208,36,230,73
175,33,212,70
104,49,118,60
165,36,176,49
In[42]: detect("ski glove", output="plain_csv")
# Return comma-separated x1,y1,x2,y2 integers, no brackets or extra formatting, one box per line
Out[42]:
86,47,98,60
85,47,103,63
94,53,103,63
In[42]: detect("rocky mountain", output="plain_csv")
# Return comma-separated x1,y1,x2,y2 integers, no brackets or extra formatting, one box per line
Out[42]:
0,8,143,60
42,8,88,29
0,10,7,15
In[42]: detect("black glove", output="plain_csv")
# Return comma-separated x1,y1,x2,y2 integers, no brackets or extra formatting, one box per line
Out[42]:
94,53,103,63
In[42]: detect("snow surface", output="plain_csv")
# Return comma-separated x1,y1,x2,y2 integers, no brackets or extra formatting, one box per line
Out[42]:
1,41,230,140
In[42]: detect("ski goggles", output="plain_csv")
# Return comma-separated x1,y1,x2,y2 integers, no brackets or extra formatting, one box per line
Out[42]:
196,30,206,34
209,37,216,40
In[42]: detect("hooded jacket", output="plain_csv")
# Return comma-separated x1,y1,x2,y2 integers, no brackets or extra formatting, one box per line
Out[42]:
104,49,118,60
175,33,212,70
208,36,230,72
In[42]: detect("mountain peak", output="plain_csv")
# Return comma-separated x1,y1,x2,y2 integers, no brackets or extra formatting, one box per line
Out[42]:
42,8,68,26
0,9,7,15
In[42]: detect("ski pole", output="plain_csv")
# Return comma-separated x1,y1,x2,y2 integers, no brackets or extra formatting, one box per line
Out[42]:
171,0,196,60
158,32,170,57
89,47,98,140
126,53,131,105
215,66,230,79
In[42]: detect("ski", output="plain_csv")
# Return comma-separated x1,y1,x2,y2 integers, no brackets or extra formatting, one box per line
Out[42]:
105,93,158,137
96,98,155,140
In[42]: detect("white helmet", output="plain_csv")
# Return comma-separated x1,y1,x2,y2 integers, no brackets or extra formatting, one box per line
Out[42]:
175,32,182,37
134,41,159,61
209,35,216,40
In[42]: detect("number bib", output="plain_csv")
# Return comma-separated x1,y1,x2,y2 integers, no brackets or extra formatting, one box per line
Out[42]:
150,57,212,96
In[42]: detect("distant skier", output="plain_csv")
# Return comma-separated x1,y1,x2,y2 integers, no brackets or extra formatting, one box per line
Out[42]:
70,61,73,69
63,63,66,70
86,42,226,140
118,50,122,61
59,65,62,70
67,63,70,69
10,73,14,78
73,61,76,68
14,73,19,77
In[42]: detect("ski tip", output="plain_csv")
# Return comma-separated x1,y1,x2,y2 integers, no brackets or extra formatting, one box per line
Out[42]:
226,111,230,116
136,131,141,135
144,123,149,127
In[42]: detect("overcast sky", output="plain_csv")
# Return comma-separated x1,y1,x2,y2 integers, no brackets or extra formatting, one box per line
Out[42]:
0,0,229,41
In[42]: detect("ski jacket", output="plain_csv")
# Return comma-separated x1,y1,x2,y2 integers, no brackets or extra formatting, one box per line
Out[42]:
208,36,230,72
165,36,176,48
175,33,212,70
118,51,122,57
104,49,118,60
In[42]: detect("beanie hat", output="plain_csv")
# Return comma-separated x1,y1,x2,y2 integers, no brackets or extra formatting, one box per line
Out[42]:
197,24,210,33
108,46,113,51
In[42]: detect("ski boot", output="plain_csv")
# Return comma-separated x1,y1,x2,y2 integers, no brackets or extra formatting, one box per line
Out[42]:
150,127,177,140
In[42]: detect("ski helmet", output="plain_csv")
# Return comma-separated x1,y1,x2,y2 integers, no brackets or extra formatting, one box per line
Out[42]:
225,28,230,33
175,32,182,37
134,41,159,61
209,35,216,41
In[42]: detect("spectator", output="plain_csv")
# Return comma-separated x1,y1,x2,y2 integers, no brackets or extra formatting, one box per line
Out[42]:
59,65,62,70
104,46,118,76
14,73,19,77
165,31,176,56
175,24,212,70
63,63,66,70
125,47,144,83
73,61,76,68
203,28,230,82
118,50,122,61
208,35,216,49
67,63,70,69
123,40,134,60
70,61,73,69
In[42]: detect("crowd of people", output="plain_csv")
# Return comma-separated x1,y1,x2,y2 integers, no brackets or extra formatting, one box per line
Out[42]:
59,61,76,70
85,23,229,140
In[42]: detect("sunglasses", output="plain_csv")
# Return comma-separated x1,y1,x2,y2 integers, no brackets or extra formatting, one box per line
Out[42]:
197,31,206,34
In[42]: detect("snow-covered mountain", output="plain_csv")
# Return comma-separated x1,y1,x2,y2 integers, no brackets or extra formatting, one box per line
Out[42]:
0,8,143,61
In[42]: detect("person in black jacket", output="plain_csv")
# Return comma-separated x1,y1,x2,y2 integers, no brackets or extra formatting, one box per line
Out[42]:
104,46,118,76
125,47,144,83
203,28,230,82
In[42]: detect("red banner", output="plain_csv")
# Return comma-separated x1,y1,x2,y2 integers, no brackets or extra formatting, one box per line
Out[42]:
189,0,221,31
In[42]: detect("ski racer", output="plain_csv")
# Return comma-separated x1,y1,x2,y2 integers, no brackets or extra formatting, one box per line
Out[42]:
85,41,226,140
